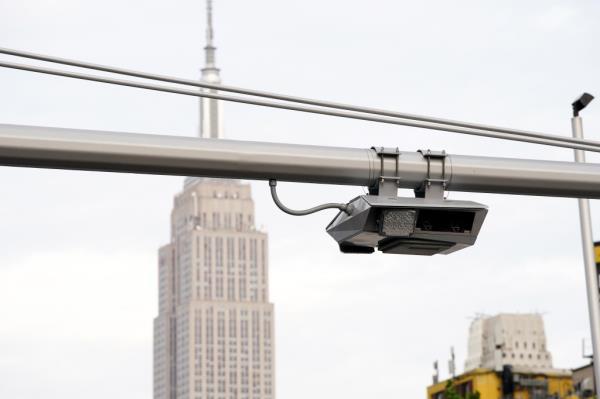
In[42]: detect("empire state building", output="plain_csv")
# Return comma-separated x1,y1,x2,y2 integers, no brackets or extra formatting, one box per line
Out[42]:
153,2,275,398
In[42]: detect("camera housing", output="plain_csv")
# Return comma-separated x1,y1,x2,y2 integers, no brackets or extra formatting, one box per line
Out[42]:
326,195,488,256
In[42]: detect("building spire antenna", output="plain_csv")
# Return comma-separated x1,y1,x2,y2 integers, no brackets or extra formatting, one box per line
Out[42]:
200,0,223,139
204,0,217,68
206,0,214,47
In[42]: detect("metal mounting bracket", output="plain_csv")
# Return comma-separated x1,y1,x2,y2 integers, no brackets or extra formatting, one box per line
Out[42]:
369,146,400,197
415,149,448,200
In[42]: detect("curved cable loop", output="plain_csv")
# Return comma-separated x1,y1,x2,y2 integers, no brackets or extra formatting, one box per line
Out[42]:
269,180,353,216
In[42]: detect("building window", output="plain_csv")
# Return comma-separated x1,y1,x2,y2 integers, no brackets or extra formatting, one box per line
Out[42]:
236,213,243,231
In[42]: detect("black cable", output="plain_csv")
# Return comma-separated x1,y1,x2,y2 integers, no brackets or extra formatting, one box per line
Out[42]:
269,180,352,216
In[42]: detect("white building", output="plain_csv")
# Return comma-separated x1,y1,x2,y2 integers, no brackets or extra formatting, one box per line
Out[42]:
464,313,553,373
153,2,275,398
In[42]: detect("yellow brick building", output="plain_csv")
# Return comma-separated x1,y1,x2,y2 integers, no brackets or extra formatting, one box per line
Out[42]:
427,366,578,399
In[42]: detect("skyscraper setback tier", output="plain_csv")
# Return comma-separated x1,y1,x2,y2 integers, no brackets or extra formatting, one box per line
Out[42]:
154,179,275,399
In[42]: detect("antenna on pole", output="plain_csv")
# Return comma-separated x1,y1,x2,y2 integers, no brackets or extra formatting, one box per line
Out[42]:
448,346,456,378
200,0,223,139
433,360,439,384
206,0,214,47
203,0,218,70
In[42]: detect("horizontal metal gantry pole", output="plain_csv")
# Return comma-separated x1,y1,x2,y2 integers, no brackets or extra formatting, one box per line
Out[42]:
3,46,600,152
1,123,600,198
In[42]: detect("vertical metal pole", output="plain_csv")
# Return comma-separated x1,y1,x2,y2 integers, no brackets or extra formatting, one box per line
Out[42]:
572,115,600,389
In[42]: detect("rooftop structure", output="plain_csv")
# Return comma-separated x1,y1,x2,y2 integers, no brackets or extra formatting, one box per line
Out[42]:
464,314,553,373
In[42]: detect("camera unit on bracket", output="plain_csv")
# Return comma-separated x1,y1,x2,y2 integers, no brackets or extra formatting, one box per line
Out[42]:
326,148,488,256
269,148,488,256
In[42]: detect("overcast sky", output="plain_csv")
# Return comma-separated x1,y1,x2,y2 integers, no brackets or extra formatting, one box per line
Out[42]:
1,1,600,398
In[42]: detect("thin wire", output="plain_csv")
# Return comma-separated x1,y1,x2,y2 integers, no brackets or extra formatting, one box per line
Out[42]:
3,59,600,153
0,46,593,150
269,180,351,216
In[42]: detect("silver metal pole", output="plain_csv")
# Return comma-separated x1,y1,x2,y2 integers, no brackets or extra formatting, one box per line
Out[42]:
3,59,600,153
0,46,597,152
2,123,600,198
572,115,600,389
